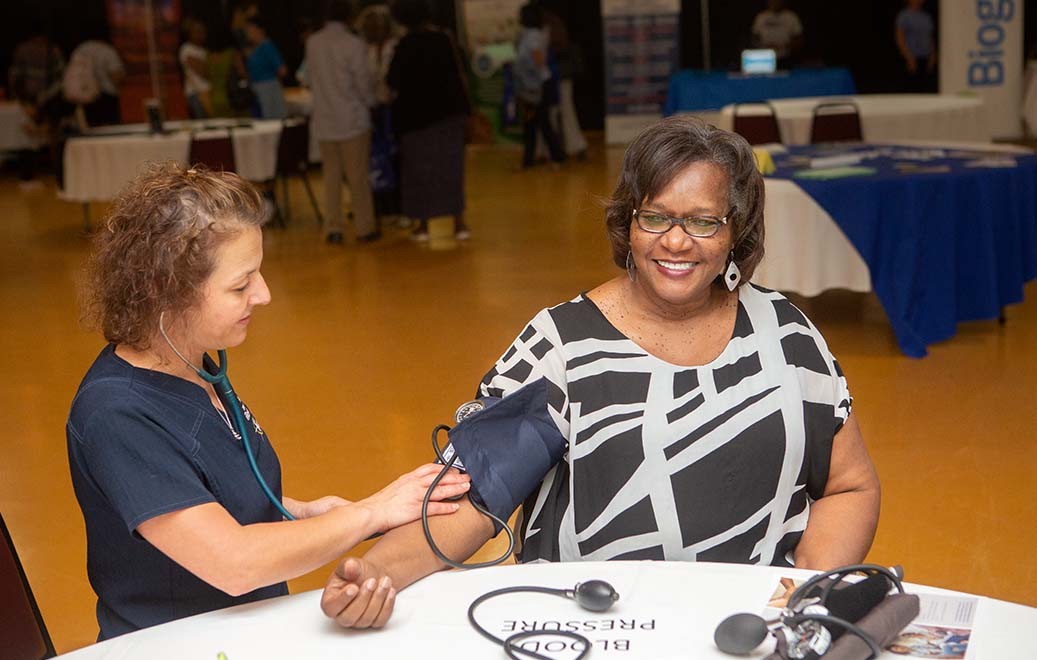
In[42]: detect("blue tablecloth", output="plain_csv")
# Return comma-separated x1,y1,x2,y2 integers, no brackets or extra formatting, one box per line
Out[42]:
768,145,1037,357
663,68,856,114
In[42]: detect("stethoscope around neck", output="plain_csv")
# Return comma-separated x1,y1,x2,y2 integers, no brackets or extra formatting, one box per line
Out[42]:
159,313,296,521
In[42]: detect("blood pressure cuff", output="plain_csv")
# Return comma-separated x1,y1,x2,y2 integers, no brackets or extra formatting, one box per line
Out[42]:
446,378,567,534
767,593,920,660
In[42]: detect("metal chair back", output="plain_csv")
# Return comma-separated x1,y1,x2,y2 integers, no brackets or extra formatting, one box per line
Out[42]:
732,103,783,145
276,117,310,175
0,513,55,660
189,132,237,172
273,118,322,225
810,101,864,143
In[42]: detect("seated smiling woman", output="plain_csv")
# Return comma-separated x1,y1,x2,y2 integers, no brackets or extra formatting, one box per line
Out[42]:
67,162,469,640
320,116,880,628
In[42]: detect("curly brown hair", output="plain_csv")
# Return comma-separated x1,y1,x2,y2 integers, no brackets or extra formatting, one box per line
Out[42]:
82,162,267,349
604,116,766,284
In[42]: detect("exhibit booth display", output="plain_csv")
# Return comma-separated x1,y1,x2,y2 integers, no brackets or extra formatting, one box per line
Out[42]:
939,0,1023,139
602,0,681,144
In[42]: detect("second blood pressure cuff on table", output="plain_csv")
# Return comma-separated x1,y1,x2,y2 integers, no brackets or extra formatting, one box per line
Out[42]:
446,378,567,534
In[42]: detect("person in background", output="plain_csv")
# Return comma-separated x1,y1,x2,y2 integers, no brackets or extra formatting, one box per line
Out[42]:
180,18,212,119
306,0,379,244
751,0,803,68
294,18,318,87
386,0,472,241
8,23,65,112
514,2,564,170
8,22,66,180
206,45,244,118
243,18,288,119
895,0,937,93
357,3,403,226
356,4,399,103
68,30,125,126
540,3,587,160
230,0,260,49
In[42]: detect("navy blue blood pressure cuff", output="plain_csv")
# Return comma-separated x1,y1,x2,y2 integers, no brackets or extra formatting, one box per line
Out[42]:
446,378,567,534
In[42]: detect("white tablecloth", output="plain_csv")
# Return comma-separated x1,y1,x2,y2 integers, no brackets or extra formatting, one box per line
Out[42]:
755,178,873,296
753,140,1032,297
55,561,1037,659
61,119,284,203
717,94,989,145
0,101,40,151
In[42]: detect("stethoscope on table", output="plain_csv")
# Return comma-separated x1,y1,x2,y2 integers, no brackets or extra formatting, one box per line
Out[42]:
159,315,296,521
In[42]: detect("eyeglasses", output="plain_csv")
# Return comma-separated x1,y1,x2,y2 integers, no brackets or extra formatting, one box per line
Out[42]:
632,208,731,238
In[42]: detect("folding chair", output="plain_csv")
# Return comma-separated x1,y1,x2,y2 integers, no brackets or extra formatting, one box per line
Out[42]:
731,102,783,145
188,131,237,172
1,512,56,660
810,101,864,143
274,117,323,226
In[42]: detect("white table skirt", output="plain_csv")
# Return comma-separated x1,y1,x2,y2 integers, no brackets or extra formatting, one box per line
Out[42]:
55,560,1037,659
755,178,873,296
0,101,40,151
716,94,989,145
753,140,1032,297
61,120,284,203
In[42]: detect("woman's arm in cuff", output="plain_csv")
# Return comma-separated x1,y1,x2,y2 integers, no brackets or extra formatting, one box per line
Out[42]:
364,495,496,590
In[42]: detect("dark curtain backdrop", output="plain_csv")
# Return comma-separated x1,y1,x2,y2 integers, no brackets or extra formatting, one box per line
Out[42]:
3,0,1035,130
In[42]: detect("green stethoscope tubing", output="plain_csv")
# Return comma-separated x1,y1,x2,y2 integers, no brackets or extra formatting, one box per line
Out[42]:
158,313,295,521
200,350,296,521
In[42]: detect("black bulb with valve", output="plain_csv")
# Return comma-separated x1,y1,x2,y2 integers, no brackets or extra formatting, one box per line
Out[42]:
572,580,620,612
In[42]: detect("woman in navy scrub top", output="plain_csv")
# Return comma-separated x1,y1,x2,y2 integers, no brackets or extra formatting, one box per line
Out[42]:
67,162,469,640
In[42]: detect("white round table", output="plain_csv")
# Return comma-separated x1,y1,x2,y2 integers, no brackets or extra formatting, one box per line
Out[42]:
60,119,284,203
718,94,989,145
55,560,1036,659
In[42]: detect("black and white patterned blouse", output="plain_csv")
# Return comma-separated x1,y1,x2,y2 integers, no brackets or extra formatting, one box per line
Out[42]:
478,283,851,567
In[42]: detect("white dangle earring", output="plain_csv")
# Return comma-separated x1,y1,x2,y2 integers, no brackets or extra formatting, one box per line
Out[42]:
724,252,741,291
626,251,637,282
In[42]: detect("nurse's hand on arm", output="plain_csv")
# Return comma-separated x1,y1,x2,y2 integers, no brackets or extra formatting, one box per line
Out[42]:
136,464,470,597
282,496,350,519
321,495,495,628
793,412,881,570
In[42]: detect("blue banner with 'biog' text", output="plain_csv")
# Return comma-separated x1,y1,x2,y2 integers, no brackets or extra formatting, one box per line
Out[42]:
940,0,1023,139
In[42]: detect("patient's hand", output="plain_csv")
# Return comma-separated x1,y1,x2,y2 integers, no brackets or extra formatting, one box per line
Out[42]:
321,556,395,628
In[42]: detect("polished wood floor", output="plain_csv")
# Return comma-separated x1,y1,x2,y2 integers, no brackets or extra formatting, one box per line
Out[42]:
1,138,1035,653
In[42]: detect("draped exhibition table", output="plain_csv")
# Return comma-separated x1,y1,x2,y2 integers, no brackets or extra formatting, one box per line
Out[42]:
55,561,1036,659
717,94,989,145
0,101,39,151
60,119,283,203
755,141,1037,357
662,68,855,114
